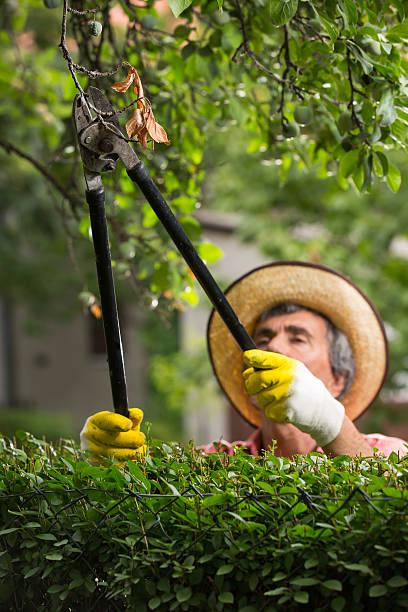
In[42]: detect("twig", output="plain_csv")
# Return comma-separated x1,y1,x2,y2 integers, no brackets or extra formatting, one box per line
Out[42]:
346,47,365,129
59,0,125,87
68,6,102,15
0,139,82,210
233,0,284,85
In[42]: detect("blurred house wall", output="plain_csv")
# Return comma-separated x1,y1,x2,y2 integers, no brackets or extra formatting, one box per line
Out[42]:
1,303,146,433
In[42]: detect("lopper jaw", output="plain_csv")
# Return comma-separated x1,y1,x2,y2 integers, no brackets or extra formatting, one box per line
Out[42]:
73,87,140,191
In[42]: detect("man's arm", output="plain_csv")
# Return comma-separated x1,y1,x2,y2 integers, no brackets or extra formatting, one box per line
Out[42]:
323,415,373,457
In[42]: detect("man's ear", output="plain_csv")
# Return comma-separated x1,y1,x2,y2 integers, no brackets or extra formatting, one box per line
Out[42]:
328,374,346,399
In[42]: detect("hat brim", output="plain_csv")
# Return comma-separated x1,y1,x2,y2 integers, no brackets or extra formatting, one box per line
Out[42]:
207,262,389,427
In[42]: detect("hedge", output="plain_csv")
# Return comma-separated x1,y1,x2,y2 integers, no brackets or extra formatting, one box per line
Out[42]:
0,432,407,611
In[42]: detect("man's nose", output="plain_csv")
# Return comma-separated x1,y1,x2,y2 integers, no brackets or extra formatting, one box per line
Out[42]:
266,335,285,354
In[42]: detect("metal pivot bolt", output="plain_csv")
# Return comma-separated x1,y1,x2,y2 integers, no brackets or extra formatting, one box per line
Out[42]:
99,138,114,153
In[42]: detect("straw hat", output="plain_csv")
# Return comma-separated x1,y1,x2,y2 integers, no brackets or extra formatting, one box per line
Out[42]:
207,261,388,427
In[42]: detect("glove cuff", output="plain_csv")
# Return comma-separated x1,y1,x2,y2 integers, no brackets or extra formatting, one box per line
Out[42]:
313,396,345,448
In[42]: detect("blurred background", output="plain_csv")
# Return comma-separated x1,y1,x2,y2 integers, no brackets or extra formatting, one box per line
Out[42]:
1,1,408,445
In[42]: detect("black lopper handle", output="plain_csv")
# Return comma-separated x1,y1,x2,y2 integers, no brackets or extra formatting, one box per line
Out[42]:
86,187,129,418
127,162,257,352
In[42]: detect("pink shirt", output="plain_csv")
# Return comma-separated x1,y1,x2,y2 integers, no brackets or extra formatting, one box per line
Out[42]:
199,428,407,457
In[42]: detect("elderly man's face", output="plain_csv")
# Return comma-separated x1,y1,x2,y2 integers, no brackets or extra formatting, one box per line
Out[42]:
253,309,345,398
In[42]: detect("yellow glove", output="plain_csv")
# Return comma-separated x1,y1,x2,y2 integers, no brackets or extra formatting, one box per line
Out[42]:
243,350,344,447
80,408,147,461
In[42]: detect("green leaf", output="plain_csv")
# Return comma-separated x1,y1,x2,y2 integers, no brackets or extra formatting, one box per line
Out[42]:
272,572,287,582
386,164,401,193
319,15,338,42
180,287,198,306
79,217,91,238
47,584,65,594
331,597,346,612
352,163,364,192
378,90,397,127
24,567,41,579
157,577,170,592
216,564,234,576
343,563,371,574
167,0,193,17
373,152,388,177
201,493,228,508
362,153,373,192
339,0,358,25
338,149,360,179
197,242,223,264
142,202,158,228
68,578,83,590
387,22,408,40
37,533,57,541
0,528,19,535
304,559,319,569
45,552,63,561
293,591,309,604
179,216,202,241
219,591,234,603
257,481,275,494
387,576,408,588
322,580,342,592
265,587,288,596
166,482,180,496
369,584,388,597
269,0,299,26
176,587,192,602
148,597,161,610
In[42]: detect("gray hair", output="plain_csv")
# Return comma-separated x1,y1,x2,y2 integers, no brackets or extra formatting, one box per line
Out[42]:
255,303,355,399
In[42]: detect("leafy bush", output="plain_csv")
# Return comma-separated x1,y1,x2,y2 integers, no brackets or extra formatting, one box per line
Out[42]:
0,433,407,611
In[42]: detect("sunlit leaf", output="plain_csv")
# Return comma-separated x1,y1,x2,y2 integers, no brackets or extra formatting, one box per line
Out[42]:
167,0,193,17
269,0,299,26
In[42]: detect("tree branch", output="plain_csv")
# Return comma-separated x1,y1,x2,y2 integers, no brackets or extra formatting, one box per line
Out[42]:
0,139,82,216
233,0,284,86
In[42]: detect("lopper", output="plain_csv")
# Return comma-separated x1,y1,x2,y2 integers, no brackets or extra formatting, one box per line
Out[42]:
73,86,256,419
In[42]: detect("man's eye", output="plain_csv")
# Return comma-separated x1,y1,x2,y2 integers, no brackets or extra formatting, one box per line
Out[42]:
292,337,305,344
256,338,269,347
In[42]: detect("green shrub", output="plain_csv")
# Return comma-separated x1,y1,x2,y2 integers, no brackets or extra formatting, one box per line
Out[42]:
0,433,407,611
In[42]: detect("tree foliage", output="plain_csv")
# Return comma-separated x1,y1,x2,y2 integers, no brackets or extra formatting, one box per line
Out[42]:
1,0,408,315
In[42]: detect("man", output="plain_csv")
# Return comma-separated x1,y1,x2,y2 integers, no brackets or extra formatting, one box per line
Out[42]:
81,262,407,459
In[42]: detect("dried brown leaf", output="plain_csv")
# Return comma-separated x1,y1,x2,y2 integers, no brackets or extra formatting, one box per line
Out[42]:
145,107,170,145
125,108,145,138
137,126,150,149
133,70,144,104
112,64,170,147
111,67,135,92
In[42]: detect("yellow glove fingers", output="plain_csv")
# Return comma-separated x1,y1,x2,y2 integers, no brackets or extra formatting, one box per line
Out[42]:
255,382,292,412
243,349,295,370
128,408,144,428
86,421,146,449
243,366,295,395
89,411,133,433
87,439,147,460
